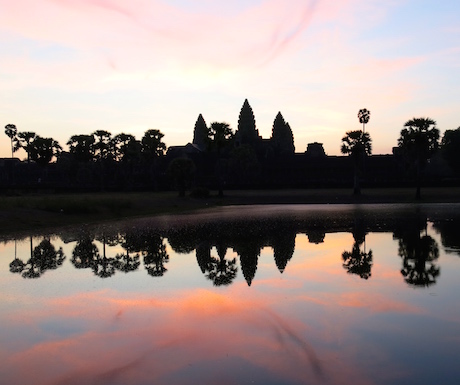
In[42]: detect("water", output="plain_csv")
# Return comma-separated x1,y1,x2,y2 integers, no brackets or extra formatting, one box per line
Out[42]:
1,204,459,385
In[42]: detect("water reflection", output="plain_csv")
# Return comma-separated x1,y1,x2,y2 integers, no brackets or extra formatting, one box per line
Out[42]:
2,204,460,385
432,219,460,256
341,223,373,279
4,205,459,289
10,237,65,279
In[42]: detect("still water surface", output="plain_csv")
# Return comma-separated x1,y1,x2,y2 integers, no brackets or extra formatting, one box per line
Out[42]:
1,204,460,385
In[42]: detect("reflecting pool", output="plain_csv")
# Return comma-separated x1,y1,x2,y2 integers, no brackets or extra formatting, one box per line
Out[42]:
1,204,460,385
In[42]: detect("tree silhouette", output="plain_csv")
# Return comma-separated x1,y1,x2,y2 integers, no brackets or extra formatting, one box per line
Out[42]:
140,129,166,189
28,136,62,165
341,130,372,195
92,130,113,161
141,129,166,159
4,124,17,158
113,133,141,162
67,134,96,162
440,127,460,176
167,157,196,197
13,131,36,163
357,108,371,133
398,233,440,287
209,122,233,197
398,118,439,200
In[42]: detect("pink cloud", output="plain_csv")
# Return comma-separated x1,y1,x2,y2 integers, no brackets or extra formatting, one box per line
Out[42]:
1,0,317,68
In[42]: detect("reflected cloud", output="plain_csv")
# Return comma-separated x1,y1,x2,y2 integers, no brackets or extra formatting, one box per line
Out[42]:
2,205,460,384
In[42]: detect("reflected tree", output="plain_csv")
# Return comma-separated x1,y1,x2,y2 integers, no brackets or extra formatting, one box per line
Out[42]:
167,228,197,254
115,235,140,273
92,235,119,278
432,220,460,256
342,224,373,280
9,239,24,274
143,235,169,277
196,242,212,274
124,229,170,277
71,236,99,269
398,232,440,287
205,243,238,286
342,241,373,280
11,238,65,279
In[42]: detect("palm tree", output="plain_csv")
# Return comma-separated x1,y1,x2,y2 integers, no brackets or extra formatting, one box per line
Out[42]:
141,129,167,189
4,124,17,158
398,118,439,200
141,129,166,159
67,134,96,162
341,130,372,195
113,133,141,162
209,122,233,197
440,127,460,176
357,109,371,133
28,136,62,165
13,131,36,163
92,130,112,161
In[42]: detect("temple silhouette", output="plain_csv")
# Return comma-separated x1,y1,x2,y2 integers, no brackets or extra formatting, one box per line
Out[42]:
1,99,457,192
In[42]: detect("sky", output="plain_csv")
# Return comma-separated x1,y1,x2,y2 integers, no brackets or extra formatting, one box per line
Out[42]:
1,0,459,159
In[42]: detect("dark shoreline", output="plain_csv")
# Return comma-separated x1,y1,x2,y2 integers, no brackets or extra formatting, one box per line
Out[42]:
1,187,460,236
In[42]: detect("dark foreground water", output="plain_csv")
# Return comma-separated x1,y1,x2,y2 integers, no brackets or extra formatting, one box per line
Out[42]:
1,204,460,385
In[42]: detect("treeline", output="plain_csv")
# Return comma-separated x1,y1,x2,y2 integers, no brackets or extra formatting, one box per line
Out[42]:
2,126,168,191
3,100,460,194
